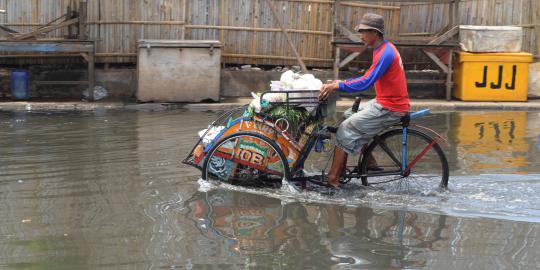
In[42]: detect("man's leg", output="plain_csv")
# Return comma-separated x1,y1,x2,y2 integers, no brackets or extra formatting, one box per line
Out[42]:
326,147,348,187
357,144,382,171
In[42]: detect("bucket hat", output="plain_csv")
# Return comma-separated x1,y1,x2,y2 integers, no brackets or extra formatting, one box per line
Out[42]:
354,13,385,35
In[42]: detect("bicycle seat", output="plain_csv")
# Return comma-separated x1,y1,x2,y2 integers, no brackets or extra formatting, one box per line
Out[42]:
400,109,431,127
401,109,430,122
410,109,431,120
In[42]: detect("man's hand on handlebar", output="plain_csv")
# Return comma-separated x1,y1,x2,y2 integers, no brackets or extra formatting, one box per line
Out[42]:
319,80,342,101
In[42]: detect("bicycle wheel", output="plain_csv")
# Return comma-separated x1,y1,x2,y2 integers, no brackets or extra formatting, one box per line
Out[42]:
360,129,449,190
202,132,291,188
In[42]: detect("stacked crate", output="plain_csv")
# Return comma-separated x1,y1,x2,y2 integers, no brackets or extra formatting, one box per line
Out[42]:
453,26,534,101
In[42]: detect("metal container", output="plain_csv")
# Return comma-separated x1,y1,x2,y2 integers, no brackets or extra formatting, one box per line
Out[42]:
459,25,523,53
137,40,221,102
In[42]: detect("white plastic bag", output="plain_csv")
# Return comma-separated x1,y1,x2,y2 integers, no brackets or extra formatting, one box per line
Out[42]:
249,92,285,113
199,126,225,146
83,86,108,101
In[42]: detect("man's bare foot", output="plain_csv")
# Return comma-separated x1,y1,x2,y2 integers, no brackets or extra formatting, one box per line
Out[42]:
326,175,340,188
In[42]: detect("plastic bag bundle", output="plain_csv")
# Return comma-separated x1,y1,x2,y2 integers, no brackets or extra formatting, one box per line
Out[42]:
279,70,323,90
249,92,285,113
249,70,322,113
280,71,322,112
82,86,108,101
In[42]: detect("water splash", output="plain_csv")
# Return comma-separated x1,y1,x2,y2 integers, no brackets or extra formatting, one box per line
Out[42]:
197,173,540,223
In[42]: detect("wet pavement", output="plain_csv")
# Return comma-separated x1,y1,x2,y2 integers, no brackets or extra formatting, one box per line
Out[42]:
0,109,539,269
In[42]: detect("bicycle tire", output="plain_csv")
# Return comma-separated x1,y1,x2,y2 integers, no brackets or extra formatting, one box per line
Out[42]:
360,128,449,189
202,132,291,188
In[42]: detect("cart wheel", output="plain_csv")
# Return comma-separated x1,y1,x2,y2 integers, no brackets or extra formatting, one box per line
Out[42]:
202,132,291,188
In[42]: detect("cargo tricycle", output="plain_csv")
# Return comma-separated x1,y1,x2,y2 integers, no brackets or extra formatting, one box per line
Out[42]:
183,90,449,191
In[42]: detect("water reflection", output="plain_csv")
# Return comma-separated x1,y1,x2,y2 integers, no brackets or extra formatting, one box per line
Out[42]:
451,112,533,173
185,190,452,268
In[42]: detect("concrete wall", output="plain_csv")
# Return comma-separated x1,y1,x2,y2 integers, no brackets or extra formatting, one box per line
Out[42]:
221,69,447,99
0,66,452,101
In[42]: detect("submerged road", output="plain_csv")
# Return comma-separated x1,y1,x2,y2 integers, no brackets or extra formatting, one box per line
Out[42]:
0,109,539,269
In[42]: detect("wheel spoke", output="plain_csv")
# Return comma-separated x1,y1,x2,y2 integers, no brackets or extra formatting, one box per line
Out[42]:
203,132,290,188
361,129,449,190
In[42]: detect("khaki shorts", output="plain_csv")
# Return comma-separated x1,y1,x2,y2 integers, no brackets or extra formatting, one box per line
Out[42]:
336,99,404,155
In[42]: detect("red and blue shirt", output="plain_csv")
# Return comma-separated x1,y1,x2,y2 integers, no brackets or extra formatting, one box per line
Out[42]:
338,40,410,113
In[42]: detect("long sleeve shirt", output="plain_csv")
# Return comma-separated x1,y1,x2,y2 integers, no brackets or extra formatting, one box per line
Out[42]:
338,40,410,113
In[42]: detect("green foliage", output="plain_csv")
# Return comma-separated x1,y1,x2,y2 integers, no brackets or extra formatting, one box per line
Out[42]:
267,106,310,128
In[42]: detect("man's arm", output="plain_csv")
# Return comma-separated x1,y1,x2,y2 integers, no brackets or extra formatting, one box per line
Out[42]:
338,46,394,93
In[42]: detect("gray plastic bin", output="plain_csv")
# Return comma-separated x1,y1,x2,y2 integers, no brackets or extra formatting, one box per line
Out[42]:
137,40,221,102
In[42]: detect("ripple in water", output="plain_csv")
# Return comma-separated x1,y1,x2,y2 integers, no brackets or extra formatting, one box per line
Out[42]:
198,173,540,223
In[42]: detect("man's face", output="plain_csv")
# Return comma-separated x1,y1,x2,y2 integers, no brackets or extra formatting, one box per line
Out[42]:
359,30,378,47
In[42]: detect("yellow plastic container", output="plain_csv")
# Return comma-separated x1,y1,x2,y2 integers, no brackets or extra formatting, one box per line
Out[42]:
453,52,533,101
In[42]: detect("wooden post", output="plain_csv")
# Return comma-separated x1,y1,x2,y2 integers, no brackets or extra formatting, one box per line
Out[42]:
534,0,540,58
252,0,260,57
333,0,341,36
390,8,400,40
334,47,340,80
181,0,187,40
332,0,340,79
79,0,87,40
67,5,73,38
449,0,455,28
446,50,453,101
88,49,95,101
222,0,227,44
266,0,308,73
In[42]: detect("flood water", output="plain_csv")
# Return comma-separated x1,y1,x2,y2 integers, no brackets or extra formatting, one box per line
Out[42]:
0,109,539,269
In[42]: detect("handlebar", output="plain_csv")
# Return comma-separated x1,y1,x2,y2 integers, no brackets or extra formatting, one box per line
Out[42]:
351,97,361,113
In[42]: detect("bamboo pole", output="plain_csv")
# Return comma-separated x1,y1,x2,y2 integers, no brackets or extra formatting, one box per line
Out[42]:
210,25,328,36
252,0,260,56
86,21,186,25
340,2,400,10
223,53,332,62
70,52,334,62
534,0,540,57
333,47,340,80
82,22,333,35
391,7,400,39
266,0,308,73
446,51,453,101
79,0,87,40
219,0,224,44
12,18,79,40
276,0,333,4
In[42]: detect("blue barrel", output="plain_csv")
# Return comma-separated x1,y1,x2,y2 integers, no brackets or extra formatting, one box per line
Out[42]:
11,70,29,100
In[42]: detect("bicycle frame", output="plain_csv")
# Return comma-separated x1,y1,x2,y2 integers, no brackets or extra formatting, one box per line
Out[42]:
356,109,444,179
